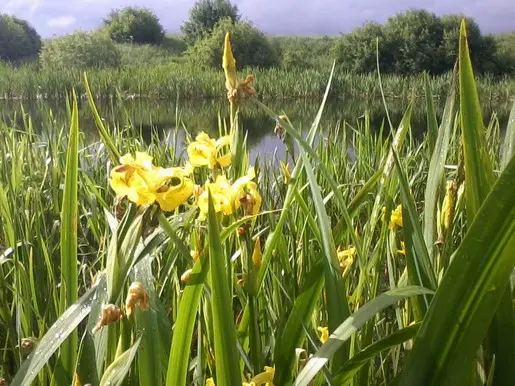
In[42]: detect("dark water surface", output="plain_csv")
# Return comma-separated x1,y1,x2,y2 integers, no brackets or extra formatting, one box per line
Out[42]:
1,97,512,162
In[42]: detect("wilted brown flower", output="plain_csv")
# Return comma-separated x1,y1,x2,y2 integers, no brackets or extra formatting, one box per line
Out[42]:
125,282,150,317
93,304,123,333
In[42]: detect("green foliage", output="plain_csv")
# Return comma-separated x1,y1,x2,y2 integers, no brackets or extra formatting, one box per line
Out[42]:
333,10,511,75
186,18,279,69
117,44,181,67
103,7,164,45
1,29,515,382
383,10,444,74
0,14,41,62
333,22,393,73
181,0,240,45
39,31,121,70
492,32,515,75
440,15,496,73
271,36,334,70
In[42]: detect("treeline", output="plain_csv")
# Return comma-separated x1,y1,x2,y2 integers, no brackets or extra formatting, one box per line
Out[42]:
1,0,514,76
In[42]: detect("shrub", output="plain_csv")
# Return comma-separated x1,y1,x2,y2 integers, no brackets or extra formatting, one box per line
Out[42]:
117,44,181,67
186,18,279,69
333,22,394,73
0,14,41,62
40,31,121,70
103,7,164,45
181,0,240,45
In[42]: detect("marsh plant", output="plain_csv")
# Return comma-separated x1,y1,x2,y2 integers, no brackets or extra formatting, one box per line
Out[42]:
0,22,515,386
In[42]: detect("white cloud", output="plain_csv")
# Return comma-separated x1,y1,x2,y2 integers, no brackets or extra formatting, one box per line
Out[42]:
47,15,76,28
3,0,42,13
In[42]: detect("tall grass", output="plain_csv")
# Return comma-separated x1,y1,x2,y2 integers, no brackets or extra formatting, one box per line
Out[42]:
1,60,515,102
0,22,514,385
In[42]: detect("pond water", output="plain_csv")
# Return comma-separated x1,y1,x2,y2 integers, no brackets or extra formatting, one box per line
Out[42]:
1,97,512,162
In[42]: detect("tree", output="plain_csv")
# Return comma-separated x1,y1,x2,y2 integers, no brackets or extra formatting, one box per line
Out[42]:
383,10,445,74
185,18,278,69
40,31,121,70
440,15,495,73
332,22,394,73
103,7,164,44
0,14,41,62
491,32,515,75
181,0,240,45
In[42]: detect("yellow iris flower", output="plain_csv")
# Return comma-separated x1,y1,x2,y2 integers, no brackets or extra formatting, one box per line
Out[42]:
223,32,238,96
250,366,275,385
197,167,262,220
198,175,234,220
318,326,329,343
382,204,403,230
337,245,355,276
231,167,262,216
110,152,193,211
222,32,256,105
390,204,403,229
187,131,232,168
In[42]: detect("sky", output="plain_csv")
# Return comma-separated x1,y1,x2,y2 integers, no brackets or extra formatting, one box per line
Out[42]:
1,0,514,38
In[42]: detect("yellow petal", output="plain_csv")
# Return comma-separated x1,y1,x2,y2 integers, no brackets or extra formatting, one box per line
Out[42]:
196,131,217,146
337,245,356,260
231,167,256,200
318,326,329,343
223,32,237,90
396,241,406,255
250,366,275,385
134,151,154,169
390,204,403,229
187,141,216,167
198,177,234,219
215,135,232,148
155,176,194,212
217,152,232,168
206,377,216,386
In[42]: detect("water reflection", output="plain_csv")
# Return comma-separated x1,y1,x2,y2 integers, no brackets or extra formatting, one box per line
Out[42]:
0,97,511,161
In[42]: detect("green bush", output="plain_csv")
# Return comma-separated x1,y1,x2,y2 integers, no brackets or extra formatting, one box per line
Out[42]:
117,44,182,67
0,14,41,62
383,10,445,74
186,18,279,69
181,0,240,45
103,7,164,45
492,32,515,75
40,31,121,70
272,36,335,70
332,22,393,73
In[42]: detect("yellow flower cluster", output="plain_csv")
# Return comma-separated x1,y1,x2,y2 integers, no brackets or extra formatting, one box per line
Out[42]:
109,133,262,222
110,152,194,212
